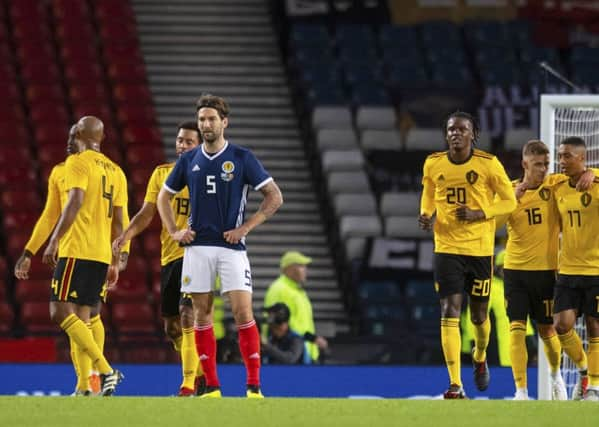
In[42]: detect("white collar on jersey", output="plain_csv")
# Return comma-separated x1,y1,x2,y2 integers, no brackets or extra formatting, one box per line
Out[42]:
201,140,229,160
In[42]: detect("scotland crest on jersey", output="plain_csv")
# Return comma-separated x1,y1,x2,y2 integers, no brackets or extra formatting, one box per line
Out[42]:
221,160,235,182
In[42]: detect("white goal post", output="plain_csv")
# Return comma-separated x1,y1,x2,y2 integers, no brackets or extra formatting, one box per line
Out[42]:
538,94,599,400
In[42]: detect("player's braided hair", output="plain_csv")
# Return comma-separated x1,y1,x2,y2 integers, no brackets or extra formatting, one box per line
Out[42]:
443,111,480,143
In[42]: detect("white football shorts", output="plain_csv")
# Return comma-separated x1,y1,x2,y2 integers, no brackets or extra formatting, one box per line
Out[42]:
180,245,253,294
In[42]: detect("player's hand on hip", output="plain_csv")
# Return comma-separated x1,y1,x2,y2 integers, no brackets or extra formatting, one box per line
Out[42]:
171,228,196,244
14,254,31,279
223,226,247,244
42,239,59,268
418,214,433,231
576,168,595,191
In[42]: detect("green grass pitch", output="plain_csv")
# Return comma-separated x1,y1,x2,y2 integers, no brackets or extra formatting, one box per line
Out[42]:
0,397,597,427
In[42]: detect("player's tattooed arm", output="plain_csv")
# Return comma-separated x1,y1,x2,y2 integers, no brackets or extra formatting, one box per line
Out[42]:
224,181,283,244
257,181,283,220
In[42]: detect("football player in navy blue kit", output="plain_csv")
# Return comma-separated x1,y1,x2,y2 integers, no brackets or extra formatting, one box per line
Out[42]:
157,94,283,398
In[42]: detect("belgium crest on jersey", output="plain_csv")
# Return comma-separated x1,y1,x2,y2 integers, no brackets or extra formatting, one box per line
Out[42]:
539,187,551,201
466,170,478,185
581,192,592,207
221,161,235,182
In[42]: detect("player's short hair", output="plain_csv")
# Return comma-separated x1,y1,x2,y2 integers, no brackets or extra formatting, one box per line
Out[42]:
177,120,201,140
196,94,230,119
560,136,586,148
522,140,549,156
443,110,480,142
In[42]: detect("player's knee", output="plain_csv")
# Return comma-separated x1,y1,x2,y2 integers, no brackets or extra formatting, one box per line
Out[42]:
470,311,487,325
553,319,571,335
231,305,253,324
49,303,69,325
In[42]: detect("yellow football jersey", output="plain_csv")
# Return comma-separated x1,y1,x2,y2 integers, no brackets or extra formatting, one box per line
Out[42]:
25,163,68,255
144,163,190,266
421,149,516,256
504,174,567,270
553,178,599,275
59,150,127,264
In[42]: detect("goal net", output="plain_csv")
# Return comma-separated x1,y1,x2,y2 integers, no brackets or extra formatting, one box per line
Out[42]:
538,94,599,400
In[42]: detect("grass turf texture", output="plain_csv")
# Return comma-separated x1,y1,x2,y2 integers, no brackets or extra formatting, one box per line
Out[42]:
0,397,597,427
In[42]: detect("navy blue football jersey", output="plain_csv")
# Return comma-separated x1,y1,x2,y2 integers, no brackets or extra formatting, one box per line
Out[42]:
164,141,272,250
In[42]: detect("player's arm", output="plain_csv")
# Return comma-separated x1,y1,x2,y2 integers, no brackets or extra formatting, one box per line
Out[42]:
479,158,517,219
42,187,84,267
418,160,435,230
113,167,158,256
112,202,156,256
575,167,599,191
15,169,62,279
157,187,195,244
224,180,283,244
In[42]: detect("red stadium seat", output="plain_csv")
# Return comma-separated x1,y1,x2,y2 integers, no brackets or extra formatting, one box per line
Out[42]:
0,79,21,100
21,257,54,280
38,145,68,167
129,167,154,189
15,280,51,304
124,257,150,278
111,303,156,334
0,146,30,165
5,231,35,260
2,211,39,232
103,43,142,63
64,61,104,84
0,104,25,124
141,234,161,258
69,84,109,103
1,190,42,212
107,276,149,303
102,142,124,165
0,168,37,190
0,123,28,143
113,84,153,104
59,43,98,63
30,104,70,125
0,303,14,334
108,62,146,83
55,22,95,43
95,1,136,24
26,84,66,104
126,145,164,166
123,126,162,145
21,63,62,84
21,302,60,334
35,125,70,145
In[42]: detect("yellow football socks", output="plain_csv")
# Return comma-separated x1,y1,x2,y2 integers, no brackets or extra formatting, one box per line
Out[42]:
180,327,199,390
588,337,599,387
558,329,588,371
509,321,528,389
441,317,462,386
90,314,105,372
541,333,562,375
60,314,112,375
472,317,490,363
